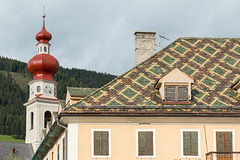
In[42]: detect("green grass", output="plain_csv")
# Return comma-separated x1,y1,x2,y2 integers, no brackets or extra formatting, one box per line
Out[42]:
0,135,25,143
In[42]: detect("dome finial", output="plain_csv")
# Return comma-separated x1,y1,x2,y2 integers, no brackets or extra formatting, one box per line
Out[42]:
35,12,52,44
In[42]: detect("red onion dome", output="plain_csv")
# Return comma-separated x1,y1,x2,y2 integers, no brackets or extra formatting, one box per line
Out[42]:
35,17,52,44
27,54,59,81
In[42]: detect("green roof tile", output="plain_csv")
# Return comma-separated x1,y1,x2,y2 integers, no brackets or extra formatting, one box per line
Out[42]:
68,87,97,97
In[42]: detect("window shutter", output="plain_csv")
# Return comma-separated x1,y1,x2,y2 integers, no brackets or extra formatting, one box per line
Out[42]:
145,132,153,155
217,132,224,152
138,132,153,156
166,86,176,101
190,132,198,156
94,132,101,155
138,132,146,156
183,132,191,155
225,132,232,152
101,132,109,155
178,86,188,101
94,131,109,155
183,132,198,156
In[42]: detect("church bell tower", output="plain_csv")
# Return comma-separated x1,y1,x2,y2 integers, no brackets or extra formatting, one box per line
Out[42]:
24,14,59,152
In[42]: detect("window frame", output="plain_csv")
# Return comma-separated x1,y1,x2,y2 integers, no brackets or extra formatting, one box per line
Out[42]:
91,129,111,158
181,129,201,159
213,129,235,153
165,85,188,102
136,129,156,158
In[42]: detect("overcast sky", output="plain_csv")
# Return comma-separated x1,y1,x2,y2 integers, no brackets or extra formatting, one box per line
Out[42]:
0,0,240,75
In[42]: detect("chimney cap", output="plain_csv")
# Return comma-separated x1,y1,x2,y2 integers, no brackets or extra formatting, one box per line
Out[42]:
134,31,156,35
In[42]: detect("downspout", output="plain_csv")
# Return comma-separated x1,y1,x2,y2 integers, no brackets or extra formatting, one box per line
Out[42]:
204,125,208,153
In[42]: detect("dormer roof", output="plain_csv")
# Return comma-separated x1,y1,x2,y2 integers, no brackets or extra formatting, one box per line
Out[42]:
155,68,194,89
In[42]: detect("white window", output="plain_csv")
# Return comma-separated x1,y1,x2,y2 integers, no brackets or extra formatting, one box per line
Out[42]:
136,129,156,158
91,129,111,158
181,129,201,159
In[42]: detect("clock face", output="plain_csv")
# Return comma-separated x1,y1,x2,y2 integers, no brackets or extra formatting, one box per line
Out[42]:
43,84,53,95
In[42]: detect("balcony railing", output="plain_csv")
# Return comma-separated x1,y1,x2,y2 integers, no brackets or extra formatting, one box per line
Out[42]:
206,152,240,160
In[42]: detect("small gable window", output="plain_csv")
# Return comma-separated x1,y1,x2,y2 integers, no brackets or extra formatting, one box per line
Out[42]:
155,68,194,104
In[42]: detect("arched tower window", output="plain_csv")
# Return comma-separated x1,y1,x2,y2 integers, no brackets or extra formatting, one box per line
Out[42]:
44,111,52,128
44,46,47,52
30,112,34,130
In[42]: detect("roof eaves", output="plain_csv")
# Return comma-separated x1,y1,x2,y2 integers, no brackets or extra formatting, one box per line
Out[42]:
60,105,240,117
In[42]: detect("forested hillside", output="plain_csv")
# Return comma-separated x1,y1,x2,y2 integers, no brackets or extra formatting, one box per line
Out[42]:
0,56,116,139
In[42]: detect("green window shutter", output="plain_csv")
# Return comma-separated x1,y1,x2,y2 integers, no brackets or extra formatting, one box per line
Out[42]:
178,86,188,101
225,132,232,152
183,132,191,155
190,132,198,156
101,132,109,155
217,132,225,152
138,132,153,156
94,131,101,155
166,86,176,101
183,132,198,156
94,131,109,156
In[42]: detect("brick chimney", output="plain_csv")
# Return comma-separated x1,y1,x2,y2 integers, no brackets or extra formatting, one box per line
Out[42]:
134,31,156,65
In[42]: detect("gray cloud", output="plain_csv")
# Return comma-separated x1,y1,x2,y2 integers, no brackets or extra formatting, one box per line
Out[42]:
0,0,240,75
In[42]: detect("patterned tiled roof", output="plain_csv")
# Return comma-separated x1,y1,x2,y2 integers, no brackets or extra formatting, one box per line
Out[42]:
65,38,240,111
68,87,97,97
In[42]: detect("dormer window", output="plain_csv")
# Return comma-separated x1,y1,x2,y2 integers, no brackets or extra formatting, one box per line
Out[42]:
155,68,194,104
166,85,188,102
